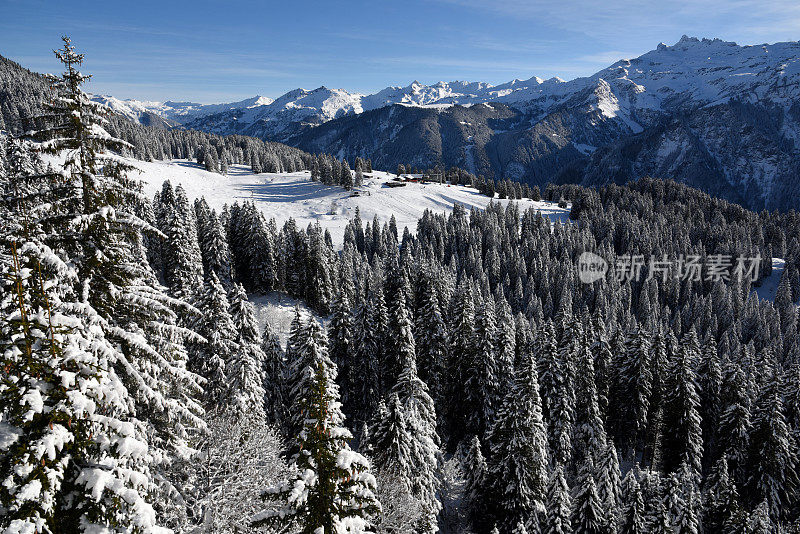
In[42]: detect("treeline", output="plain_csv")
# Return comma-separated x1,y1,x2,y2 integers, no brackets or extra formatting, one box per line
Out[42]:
394,159,547,203
309,153,373,189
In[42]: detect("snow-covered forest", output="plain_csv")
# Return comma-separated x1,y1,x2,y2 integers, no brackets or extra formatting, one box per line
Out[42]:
2,38,800,534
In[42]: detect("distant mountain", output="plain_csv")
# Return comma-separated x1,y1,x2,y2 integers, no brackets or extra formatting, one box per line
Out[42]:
109,36,800,211
89,94,274,128
99,77,560,139
8,36,800,211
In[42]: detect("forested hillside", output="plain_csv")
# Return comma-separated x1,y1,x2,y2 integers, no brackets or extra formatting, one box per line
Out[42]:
2,38,800,534
0,53,309,173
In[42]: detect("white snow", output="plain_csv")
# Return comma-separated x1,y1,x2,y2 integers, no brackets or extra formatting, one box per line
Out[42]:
89,94,274,124
754,257,786,302
249,292,321,348
131,159,570,247
100,37,800,149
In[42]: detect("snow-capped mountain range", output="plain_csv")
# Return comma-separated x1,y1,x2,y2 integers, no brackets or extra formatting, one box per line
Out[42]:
93,36,800,211
97,36,800,136
93,77,556,135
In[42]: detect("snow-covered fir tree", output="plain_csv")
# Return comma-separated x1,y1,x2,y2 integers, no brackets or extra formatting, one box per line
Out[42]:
252,321,380,533
196,201,233,286
382,295,442,533
538,319,574,466
0,138,163,531
570,454,606,534
618,470,646,534
544,465,572,534
328,285,354,407
193,271,236,409
413,267,449,409
485,346,548,530
461,434,488,530
662,330,703,478
348,282,381,426
745,357,798,522
261,318,287,425
228,283,268,419
446,281,476,446
1,38,204,531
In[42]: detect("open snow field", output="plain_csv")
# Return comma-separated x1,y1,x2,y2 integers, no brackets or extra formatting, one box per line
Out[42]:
132,159,571,247
127,158,793,312
754,257,790,303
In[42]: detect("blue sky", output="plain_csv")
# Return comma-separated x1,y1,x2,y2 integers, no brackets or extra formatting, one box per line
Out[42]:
2,0,799,103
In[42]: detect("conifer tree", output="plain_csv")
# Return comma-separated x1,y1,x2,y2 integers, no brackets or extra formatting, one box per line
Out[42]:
340,159,353,190
642,474,671,534
198,205,233,286
613,325,652,460
370,395,412,477
446,282,476,445
746,359,798,521
159,183,204,298
595,443,621,531
485,348,549,529
539,319,574,466
261,319,287,425
462,435,489,530
0,142,164,531
702,458,744,533
386,311,442,533
494,297,517,389
246,207,278,293
193,271,236,410
573,325,608,466
697,336,721,473
328,287,354,402
668,465,700,534
747,500,774,534
414,269,449,407
305,222,333,313
472,295,500,436
618,470,646,534
384,273,415,389
284,315,332,443
717,359,751,484
252,329,380,532
228,283,268,419
590,312,613,422
662,331,703,478
6,37,204,530
570,455,605,534
545,465,573,534
349,280,381,426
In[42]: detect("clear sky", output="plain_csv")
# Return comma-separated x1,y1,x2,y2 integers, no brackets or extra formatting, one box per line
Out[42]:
2,0,799,103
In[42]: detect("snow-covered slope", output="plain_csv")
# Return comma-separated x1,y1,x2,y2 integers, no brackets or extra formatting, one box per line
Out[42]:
131,159,570,246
